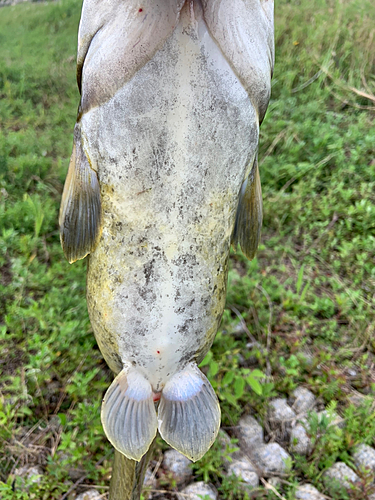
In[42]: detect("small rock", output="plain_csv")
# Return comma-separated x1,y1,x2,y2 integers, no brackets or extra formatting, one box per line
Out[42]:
317,410,345,428
290,424,312,456
291,387,316,415
218,430,243,468
295,483,326,500
163,449,192,485
267,477,282,489
252,443,292,476
75,490,102,500
236,415,264,454
348,392,367,407
14,465,43,487
179,482,217,500
323,462,359,495
268,399,296,429
218,429,232,447
352,444,375,474
228,458,259,489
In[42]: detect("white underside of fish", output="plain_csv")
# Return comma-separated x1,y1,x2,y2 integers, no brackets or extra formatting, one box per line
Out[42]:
84,2,257,384
60,0,274,462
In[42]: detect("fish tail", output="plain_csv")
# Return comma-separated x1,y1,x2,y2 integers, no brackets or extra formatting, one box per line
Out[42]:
158,363,221,462
101,367,158,461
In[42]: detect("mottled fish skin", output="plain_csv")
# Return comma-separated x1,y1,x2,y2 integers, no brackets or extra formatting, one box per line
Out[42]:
61,0,274,459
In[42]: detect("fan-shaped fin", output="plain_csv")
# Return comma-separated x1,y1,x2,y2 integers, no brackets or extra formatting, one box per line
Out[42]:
59,125,102,263
158,363,221,462
101,368,158,462
232,157,263,260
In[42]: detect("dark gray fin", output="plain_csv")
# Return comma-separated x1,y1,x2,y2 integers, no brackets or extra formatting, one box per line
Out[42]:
158,363,221,462
59,125,102,264
232,157,263,260
101,368,158,462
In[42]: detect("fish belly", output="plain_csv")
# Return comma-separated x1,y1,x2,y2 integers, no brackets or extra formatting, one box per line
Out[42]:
84,2,258,391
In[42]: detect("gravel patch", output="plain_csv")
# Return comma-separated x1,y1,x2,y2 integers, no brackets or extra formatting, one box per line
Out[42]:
295,483,326,500
317,410,345,428
348,391,368,407
352,443,375,475
228,458,259,490
218,429,243,468
178,482,217,500
290,423,312,455
291,387,316,415
236,414,264,453
252,443,292,476
75,490,102,500
163,449,193,485
268,398,296,429
14,465,43,488
267,476,282,489
323,462,359,495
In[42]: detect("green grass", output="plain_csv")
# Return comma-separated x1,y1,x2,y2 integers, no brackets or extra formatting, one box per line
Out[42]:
0,0,375,498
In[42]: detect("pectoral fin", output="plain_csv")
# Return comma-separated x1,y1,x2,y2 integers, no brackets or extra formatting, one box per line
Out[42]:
59,125,102,263
232,157,263,260
158,363,221,462
101,368,158,461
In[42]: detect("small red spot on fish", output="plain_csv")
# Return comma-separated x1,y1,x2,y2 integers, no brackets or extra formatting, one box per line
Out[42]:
139,8,143,12
156,350,160,354
153,392,161,402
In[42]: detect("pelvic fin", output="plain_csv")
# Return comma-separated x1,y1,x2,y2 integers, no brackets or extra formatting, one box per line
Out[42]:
158,363,221,462
59,124,102,263
101,368,158,462
232,156,263,260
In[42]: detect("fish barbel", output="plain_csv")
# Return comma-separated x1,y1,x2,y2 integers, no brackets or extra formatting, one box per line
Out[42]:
59,0,274,462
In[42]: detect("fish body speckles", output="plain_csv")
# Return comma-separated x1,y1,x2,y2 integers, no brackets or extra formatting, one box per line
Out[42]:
60,0,274,462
